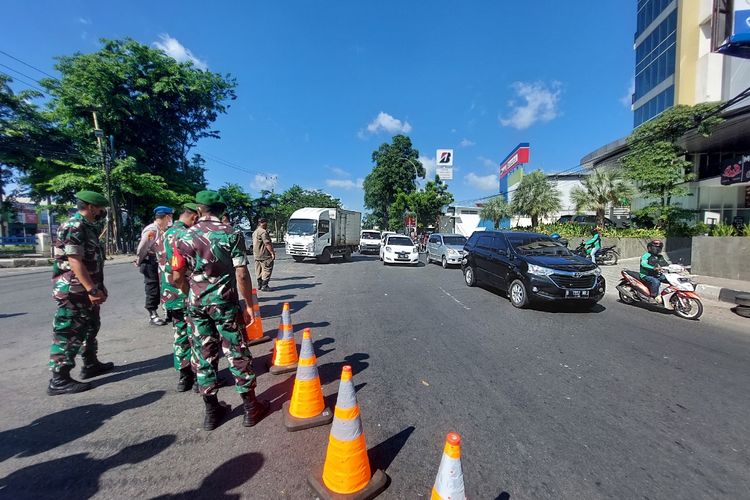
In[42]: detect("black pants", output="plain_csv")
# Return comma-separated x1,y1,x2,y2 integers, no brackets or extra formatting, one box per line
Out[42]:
139,256,160,311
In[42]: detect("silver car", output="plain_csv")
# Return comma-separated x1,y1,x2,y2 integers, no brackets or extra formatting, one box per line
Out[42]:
426,233,467,268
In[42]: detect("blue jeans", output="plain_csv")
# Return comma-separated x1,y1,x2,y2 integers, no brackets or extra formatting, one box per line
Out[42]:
642,275,662,297
589,248,598,263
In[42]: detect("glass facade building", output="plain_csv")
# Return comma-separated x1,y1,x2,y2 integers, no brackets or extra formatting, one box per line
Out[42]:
633,0,678,127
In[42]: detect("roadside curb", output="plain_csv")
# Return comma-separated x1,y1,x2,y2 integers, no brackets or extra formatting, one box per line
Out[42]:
0,257,52,268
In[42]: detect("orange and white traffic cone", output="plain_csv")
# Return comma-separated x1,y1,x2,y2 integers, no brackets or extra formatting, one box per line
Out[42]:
282,328,333,431
269,302,298,374
308,365,389,499
243,288,270,345
431,432,466,500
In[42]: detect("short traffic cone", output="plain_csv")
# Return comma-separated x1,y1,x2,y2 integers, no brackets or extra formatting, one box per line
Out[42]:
431,433,466,500
269,302,298,374
243,288,270,345
282,328,333,431
308,365,389,499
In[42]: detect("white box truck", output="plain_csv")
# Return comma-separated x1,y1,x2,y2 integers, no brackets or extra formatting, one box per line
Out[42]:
285,208,362,263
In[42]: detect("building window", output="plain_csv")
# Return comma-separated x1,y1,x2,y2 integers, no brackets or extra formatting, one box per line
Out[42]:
634,85,675,127
634,10,677,101
637,0,675,38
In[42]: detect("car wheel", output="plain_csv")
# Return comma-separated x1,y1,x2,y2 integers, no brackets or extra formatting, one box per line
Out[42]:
463,266,476,287
509,279,529,309
442,256,448,269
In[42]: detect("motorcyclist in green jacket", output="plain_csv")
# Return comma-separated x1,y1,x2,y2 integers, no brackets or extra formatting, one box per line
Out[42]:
584,227,602,263
640,239,669,301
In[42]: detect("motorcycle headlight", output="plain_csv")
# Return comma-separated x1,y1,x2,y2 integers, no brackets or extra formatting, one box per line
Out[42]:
527,264,555,276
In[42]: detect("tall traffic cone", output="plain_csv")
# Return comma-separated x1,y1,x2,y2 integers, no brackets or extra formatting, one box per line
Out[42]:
308,365,389,499
269,302,298,374
282,328,333,431
243,288,270,345
431,433,466,500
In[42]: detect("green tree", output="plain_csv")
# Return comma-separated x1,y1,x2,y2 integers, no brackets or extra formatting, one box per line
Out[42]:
622,103,723,208
510,170,561,227
218,183,254,227
386,176,454,231
363,135,424,229
570,169,633,227
362,213,378,229
480,195,509,229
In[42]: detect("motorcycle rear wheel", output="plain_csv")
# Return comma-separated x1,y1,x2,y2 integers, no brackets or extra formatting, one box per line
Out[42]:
671,296,703,320
618,286,635,304
600,251,618,266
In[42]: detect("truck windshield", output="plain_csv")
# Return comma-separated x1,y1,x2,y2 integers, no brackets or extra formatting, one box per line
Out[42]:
361,232,380,240
287,219,317,236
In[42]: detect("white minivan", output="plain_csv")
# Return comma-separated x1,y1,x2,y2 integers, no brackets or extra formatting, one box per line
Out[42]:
359,230,381,254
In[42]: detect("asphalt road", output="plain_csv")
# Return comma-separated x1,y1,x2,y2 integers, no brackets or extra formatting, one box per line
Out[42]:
0,252,749,499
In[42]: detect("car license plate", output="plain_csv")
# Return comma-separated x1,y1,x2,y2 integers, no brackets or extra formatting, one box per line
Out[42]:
565,289,590,299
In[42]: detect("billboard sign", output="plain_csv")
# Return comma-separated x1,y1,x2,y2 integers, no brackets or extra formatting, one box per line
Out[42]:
436,167,453,181
436,149,454,167
714,0,750,58
720,154,750,185
498,143,530,180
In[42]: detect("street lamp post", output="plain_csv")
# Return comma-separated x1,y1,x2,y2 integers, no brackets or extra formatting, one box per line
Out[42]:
399,157,422,239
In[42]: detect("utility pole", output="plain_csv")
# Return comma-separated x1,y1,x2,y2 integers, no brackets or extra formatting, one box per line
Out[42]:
90,111,116,255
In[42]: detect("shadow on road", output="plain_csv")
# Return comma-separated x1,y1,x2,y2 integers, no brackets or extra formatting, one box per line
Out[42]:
318,352,370,385
255,374,295,414
260,300,311,320
368,425,415,472
296,321,331,332
311,336,335,358
257,293,295,303
0,391,165,463
495,492,512,500
480,285,607,314
0,312,27,319
0,434,176,500
267,283,320,292
150,452,264,500
94,354,173,386
271,275,314,281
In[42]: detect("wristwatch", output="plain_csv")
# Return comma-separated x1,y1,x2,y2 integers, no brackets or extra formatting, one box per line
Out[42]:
87,286,100,296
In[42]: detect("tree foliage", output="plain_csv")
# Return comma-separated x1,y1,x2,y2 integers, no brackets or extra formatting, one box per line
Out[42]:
387,176,453,231
480,195,509,229
570,169,633,227
622,103,723,207
363,135,424,229
510,170,561,227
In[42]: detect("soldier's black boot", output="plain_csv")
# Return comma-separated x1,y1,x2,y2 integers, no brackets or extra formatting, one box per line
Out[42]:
148,310,167,326
80,350,115,380
202,394,229,431
176,367,194,392
241,390,270,427
47,367,92,396
260,281,271,292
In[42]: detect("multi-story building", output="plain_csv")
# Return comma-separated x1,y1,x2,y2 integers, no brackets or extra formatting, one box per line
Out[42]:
583,0,750,226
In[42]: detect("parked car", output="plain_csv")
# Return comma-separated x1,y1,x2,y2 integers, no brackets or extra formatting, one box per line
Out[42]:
426,233,467,268
380,234,419,265
461,230,605,309
556,215,574,224
359,230,381,254
572,215,616,228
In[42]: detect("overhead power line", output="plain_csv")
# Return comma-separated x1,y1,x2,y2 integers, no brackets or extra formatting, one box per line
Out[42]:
0,70,47,95
0,49,57,79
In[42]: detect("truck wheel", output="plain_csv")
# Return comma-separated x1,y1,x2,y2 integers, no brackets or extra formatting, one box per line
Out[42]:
292,256,305,263
317,248,331,264
343,248,353,262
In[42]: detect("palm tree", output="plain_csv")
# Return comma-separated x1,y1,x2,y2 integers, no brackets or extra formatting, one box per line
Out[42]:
510,170,561,227
480,195,509,229
570,169,633,227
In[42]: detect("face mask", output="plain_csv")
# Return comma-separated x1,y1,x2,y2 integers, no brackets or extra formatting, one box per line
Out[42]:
94,210,107,221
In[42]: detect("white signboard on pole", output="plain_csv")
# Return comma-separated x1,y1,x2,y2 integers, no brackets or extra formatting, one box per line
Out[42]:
436,167,453,180
436,149,454,167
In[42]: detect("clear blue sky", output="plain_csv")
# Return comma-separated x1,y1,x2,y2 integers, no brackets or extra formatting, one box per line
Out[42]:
2,1,636,212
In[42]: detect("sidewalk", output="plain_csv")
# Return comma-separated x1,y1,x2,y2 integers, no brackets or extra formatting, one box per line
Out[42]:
599,257,750,305
0,253,134,277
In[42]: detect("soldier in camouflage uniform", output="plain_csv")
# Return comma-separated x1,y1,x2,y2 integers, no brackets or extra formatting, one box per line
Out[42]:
155,203,199,392
48,191,114,396
173,191,270,430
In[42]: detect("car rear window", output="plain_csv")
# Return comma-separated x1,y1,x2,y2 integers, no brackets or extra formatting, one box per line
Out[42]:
388,237,413,246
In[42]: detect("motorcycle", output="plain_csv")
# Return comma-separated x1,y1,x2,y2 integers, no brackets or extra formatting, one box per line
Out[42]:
616,264,703,320
573,241,619,265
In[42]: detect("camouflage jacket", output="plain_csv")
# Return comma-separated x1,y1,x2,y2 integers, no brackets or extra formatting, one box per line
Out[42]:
175,216,249,308
156,220,190,311
52,212,104,303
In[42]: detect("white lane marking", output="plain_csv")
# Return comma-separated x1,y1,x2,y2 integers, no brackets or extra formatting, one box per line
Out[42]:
439,286,471,310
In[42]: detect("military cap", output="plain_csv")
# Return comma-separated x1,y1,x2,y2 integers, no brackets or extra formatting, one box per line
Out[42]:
153,206,174,216
75,190,109,207
183,202,200,213
195,190,227,207
258,217,268,223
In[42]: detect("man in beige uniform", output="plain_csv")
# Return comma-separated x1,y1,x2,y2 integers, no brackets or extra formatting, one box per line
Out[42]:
252,218,276,292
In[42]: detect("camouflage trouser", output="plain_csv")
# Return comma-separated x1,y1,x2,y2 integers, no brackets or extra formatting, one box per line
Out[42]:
170,308,197,372
188,303,256,396
49,299,101,372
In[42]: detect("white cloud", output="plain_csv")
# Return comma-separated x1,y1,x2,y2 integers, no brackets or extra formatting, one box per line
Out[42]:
359,111,412,137
250,173,278,191
326,178,364,190
620,79,635,108
478,156,496,169
78,17,91,25
500,81,562,130
465,172,499,191
327,166,351,178
418,155,436,180
460,138,475,148
154,33,207,70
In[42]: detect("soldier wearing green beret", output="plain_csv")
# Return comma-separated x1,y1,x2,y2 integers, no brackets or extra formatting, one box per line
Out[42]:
155,203,200,392
47,190,114,395
173,190,269,430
